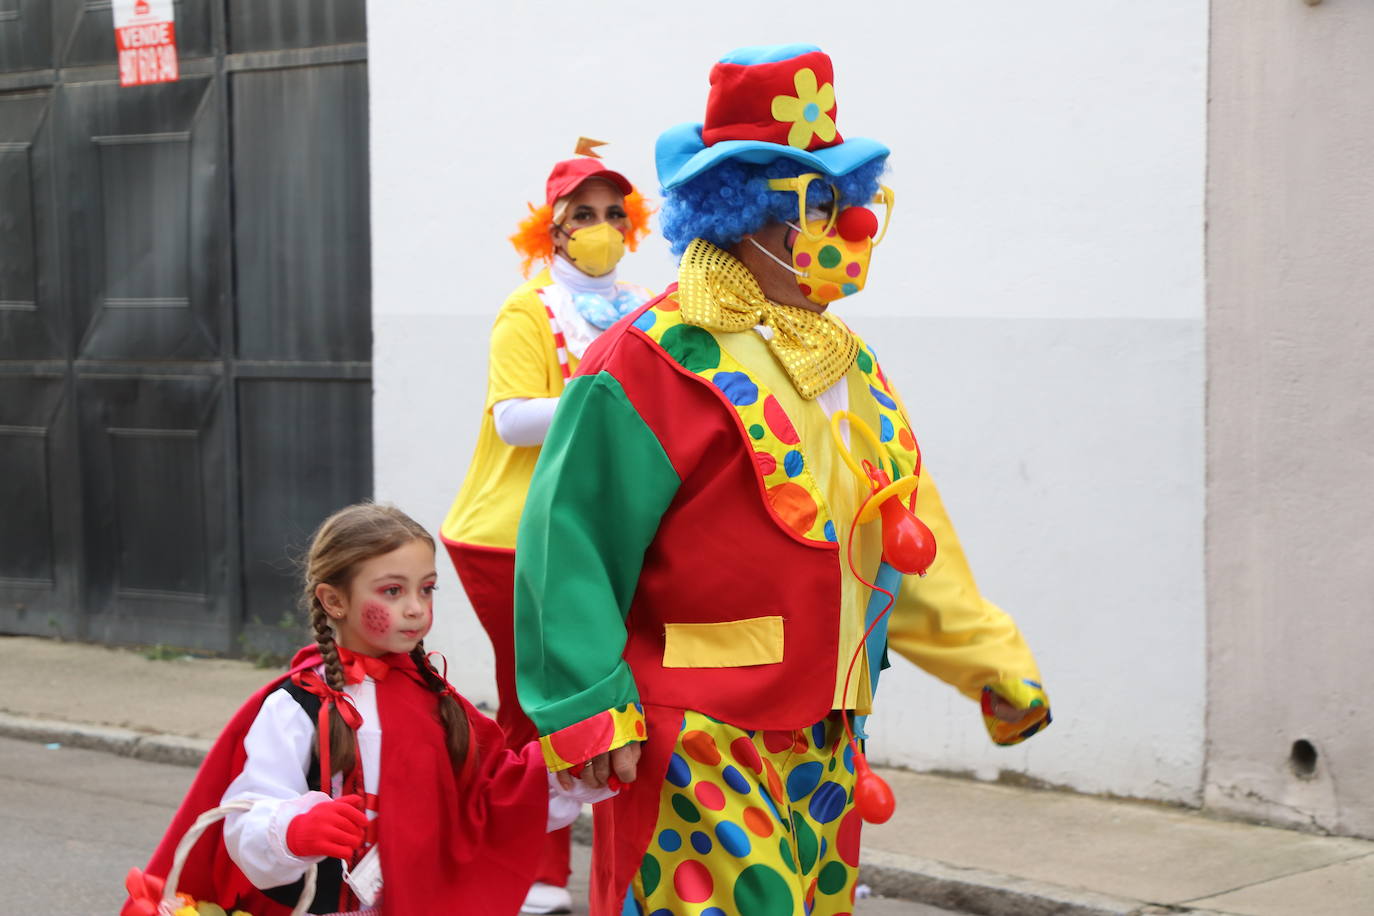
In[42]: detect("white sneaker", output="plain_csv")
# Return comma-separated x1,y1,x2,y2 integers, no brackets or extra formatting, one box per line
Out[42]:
521,882,573,915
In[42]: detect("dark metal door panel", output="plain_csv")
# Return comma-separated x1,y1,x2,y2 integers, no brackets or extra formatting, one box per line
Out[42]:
0,376,62,585
77,372,228,647
228,0,366,53
57,75,223,360
0,89,61,360
232,62,370,361
54,0,213,68
237,377,371,654
0,373,80,637
0,1,371,656
0,0,53,72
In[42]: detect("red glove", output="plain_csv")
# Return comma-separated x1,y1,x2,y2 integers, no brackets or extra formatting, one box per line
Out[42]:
285,794,367,859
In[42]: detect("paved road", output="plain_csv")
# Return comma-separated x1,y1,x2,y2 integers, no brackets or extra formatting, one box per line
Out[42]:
0,736,965,915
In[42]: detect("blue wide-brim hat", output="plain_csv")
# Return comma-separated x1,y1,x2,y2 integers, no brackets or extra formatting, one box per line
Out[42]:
656,43,889,190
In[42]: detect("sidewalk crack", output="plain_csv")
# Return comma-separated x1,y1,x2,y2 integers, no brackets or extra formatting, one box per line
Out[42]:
1175,850,1374,905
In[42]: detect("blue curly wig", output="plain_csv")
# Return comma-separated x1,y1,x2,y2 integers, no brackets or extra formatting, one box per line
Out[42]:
659,157,887,256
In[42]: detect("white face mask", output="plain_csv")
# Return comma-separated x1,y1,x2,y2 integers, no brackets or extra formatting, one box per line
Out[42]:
747,234,805,278
747,205,834,278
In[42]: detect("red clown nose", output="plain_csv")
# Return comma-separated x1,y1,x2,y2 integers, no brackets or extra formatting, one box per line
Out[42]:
837,206,879,242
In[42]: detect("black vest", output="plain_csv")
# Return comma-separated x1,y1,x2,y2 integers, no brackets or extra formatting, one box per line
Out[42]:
261,680,347,914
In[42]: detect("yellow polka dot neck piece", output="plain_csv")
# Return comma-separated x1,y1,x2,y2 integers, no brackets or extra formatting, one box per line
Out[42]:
676,239,858,400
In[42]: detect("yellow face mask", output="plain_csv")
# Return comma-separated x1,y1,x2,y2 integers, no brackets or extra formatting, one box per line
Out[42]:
788,212,874,305
560,221,626,277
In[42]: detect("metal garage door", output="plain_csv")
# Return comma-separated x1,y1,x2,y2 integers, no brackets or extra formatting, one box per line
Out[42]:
0,1,372,658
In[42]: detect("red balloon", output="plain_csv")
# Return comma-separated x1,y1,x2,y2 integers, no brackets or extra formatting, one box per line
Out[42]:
878,498,937,576
852,753,896,824
837,206,879,242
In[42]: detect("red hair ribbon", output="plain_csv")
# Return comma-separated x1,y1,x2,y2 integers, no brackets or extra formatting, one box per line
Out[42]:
424,650,466,706
293,668,363,795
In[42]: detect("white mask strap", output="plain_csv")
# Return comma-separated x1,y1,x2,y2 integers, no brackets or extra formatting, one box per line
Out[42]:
747,236,808,278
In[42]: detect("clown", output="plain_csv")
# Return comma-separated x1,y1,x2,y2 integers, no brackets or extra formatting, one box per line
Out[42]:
514,46,1051,916
441,148,653,914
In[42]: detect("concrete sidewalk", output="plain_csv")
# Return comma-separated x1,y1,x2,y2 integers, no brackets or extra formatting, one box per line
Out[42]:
2,635,1370,915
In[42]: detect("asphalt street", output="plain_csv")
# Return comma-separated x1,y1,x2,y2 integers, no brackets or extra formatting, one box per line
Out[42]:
0,736,965,915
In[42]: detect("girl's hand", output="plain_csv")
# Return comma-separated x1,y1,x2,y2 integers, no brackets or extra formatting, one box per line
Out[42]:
285,794,368,859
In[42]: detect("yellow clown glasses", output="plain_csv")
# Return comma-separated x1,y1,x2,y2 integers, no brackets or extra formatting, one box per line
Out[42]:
767,173,895,244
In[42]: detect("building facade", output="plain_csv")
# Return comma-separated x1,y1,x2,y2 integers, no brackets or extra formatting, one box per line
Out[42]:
1206,0,1374,837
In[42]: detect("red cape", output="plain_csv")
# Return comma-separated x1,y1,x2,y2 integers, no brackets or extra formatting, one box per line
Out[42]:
132,647,550,915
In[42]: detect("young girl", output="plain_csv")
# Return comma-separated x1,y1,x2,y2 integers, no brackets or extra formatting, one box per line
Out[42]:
124,503,607,916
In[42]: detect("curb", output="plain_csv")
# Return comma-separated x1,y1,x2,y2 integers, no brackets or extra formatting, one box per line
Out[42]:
566,800,1226,916
0,714,1229,916
0,711,211,768
855,848,1216,916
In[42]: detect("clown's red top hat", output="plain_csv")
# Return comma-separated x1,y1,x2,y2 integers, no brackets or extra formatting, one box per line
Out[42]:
656,43,888,189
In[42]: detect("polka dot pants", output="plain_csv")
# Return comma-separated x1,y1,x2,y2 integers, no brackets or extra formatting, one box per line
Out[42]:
628,710,863,916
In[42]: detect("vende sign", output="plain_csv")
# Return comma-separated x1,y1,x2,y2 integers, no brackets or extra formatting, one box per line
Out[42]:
112,0,178,87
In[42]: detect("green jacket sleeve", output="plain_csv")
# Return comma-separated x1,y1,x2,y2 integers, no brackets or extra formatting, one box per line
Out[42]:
513,370,681,768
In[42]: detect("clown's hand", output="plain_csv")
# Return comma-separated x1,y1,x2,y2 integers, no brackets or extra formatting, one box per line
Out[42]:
980,680,1051,745
568,742,642,790
988,694,1024,722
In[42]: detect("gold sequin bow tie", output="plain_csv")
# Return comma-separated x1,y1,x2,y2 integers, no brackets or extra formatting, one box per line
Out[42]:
676,239,858,400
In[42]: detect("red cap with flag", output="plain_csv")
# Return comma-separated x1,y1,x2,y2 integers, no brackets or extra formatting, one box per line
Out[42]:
544,157,634,207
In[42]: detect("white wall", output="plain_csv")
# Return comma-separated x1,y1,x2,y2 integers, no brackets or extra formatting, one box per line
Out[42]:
369,1,1208,801
1206,0,1374,838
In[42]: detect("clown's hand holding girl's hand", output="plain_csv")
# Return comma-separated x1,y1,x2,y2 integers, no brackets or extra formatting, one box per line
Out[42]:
285,794,368,859
555,742,642,791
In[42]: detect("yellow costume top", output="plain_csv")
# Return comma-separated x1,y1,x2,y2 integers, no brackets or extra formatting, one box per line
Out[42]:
442,269,579,550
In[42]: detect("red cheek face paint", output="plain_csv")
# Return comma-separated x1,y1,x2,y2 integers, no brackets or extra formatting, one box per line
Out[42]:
362,602,391,637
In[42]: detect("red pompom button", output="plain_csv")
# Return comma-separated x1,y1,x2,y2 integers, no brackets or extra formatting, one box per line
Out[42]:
837,206,879,242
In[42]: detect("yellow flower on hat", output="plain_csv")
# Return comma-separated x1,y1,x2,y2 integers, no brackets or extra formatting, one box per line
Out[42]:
770,67,838,150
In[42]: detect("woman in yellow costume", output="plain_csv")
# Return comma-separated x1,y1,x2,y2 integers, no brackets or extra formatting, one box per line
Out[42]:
440,148,653,915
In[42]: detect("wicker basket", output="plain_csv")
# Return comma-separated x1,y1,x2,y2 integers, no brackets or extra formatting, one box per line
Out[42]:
159,801,317,916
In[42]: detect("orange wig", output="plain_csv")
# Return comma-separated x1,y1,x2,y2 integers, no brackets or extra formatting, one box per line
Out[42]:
510,190,654,277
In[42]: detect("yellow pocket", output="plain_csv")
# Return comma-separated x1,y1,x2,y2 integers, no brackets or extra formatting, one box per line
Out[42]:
663,616,784,668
